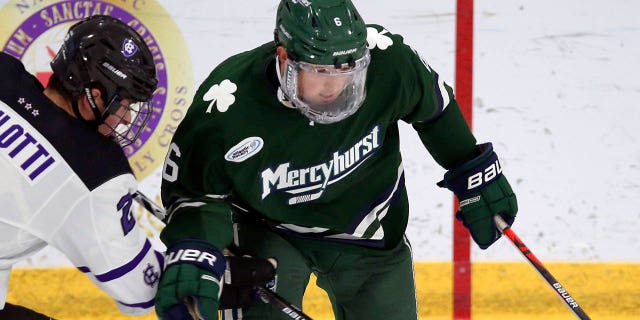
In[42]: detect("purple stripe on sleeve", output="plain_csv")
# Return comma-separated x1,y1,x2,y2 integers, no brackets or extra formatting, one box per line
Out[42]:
77,266,91,273
93,239,152,282
118,297,155,309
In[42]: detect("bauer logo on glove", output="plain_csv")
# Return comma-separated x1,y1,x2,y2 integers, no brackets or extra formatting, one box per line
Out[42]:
466,158,502,190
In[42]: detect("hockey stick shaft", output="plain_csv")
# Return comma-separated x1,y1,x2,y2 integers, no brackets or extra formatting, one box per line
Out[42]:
134,191,313,319
494,216,591,320
254,286,314,320
133,191,166,220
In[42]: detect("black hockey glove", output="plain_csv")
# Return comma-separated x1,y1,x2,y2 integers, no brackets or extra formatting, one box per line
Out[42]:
219,255,278,309
438,143,518,249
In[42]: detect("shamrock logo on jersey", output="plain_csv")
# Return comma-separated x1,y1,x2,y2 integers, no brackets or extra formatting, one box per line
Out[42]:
203,79,237,113
366,27,393,50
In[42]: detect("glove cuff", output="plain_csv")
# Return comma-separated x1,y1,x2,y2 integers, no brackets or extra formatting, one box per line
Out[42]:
165,239,227,279
437,143,503,198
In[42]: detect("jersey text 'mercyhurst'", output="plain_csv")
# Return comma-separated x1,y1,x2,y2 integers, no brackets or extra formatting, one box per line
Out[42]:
261,125,381,199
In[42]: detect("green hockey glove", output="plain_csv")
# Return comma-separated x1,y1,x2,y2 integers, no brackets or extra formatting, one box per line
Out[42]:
438,143,518,249
155,239,226,320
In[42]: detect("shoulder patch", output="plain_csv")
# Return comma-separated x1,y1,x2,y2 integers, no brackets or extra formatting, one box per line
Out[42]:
203,79,237,113
366,27,394,50
225,137,264,162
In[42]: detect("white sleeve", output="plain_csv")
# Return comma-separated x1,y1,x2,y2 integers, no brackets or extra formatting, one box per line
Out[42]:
49,174,164,316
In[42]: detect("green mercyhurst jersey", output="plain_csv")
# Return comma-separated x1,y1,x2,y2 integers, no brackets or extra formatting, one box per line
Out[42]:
162,25,473,252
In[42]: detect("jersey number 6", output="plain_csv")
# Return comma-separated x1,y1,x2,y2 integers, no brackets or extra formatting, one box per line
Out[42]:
162,142,181,183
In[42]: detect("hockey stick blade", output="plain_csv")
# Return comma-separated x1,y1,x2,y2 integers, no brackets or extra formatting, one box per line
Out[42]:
494,216,591,320
254,286,314,320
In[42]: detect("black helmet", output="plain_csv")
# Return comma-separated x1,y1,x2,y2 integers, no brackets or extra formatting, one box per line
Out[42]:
50,15,158,146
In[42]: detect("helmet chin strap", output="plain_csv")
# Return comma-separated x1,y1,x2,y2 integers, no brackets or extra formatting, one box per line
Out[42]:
275,55,284,88
275,56,315,127
275,55,295,110
71,87,103,129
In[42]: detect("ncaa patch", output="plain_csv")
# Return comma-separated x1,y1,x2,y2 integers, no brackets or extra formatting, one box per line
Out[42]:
225,137,264,163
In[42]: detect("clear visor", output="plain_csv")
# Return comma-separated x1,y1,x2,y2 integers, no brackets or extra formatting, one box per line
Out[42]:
281,50,371,124
99,96,152,147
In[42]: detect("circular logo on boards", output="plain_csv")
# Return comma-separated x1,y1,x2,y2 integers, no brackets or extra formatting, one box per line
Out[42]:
0,0,193,181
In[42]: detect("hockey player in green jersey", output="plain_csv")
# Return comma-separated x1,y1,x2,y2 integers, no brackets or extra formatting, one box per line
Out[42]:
155,1,518,319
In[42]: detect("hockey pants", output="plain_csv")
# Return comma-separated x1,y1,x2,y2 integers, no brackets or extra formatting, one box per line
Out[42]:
221,221,419,320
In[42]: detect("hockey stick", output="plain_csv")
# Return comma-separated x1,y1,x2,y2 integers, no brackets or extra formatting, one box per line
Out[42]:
254,286,313,320
494,216,591,320
133,191,166,220
133,191,313,320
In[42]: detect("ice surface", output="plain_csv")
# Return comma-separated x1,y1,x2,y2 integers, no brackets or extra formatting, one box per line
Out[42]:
4,0,638,264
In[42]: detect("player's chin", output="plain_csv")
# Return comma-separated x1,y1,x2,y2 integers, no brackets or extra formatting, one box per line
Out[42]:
310,95,337,105
320,94,338,104
97,124,123,142
97,124,112,137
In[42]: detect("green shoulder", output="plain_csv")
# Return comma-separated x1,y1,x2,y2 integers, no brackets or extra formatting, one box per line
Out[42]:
174,42,277,141
188,41,277,117
365,24,445,123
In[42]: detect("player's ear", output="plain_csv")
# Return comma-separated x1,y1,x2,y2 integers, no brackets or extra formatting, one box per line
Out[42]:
79,88,102,105
276,46,288,64
90,88,102,101
276,46,289,77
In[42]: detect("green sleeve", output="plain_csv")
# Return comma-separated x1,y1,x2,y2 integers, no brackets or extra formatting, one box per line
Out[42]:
159,76,235,249
160,203,233,249
390,34,476,169
412,104,477,169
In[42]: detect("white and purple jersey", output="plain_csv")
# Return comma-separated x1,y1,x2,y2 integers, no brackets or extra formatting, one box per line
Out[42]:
0,52,163,315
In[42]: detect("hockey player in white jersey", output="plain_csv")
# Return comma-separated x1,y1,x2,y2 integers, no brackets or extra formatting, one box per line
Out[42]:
0,15,162,317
